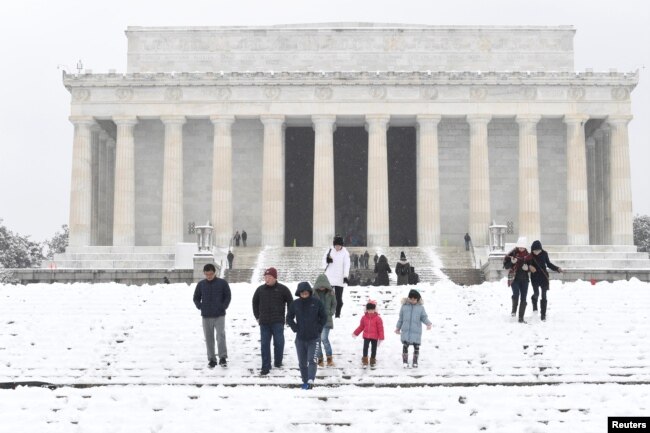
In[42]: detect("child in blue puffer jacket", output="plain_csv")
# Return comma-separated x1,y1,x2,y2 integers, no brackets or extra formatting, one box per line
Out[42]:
395,289,432,368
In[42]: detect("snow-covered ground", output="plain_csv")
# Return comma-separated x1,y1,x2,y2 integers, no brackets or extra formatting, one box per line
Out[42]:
1,278,649,432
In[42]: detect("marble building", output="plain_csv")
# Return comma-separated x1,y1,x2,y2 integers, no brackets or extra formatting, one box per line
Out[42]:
62,23,638,249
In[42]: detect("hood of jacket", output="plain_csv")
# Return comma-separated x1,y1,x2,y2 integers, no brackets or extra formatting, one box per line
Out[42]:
313,273,333,292
401,297,424,305
531,240,543,251
294,281,313,297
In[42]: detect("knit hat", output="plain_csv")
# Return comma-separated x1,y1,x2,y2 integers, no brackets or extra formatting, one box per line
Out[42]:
515,237,528,249
294,281,313,296
400,251,406,260
408,289,421,300
263,267,277,279
333,235,344,246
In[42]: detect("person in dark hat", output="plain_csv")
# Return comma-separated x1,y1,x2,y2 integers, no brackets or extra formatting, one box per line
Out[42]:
286,282,327,390
395,289,432,368
395,251,411,286
226,250,234,269
252,267,293,375
527,240,562,322
322,234,350,318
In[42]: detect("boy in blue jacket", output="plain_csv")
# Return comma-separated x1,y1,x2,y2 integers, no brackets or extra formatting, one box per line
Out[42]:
395,289,432,368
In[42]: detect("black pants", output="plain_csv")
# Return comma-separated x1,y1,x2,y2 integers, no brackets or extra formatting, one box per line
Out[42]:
363,338,377,358
334,285,344,317
531,282,548,302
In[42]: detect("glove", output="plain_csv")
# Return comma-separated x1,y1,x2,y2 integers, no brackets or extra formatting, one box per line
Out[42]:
510,256,517,264
522,264,529,271
326,256,333,264
343,277,349,284
352,333,357,338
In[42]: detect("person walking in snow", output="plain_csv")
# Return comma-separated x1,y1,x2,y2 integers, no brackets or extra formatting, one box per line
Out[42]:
363,250,370,269
312,273,337,367
464,232,472,251
503,237,536,323
286,282,327,390
226,250,234,269
241,230,247,247
395,251,411,286
193,263,232,368
373,254,391,286
395,289,432,368
252,267,293,375
323,235,351,318
352,301,384,367
527,240,562,322
233,230,241,247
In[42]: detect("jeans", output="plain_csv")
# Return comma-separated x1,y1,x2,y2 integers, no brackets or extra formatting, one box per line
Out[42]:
259,322,285,370
363,338,378,358
334,286,344,317
295,337,319,384
316,326,332,358
202,316,227,361
511,279,529,304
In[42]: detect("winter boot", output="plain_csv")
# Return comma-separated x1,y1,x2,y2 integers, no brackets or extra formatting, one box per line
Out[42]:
361,356,369,366
369,357,377,368
511,296,518,317
412,352,419,368
402,351,409,367
326,356,335,367
518,301,527,323
540,300,548,321
317,357,324,367
531,295,538,312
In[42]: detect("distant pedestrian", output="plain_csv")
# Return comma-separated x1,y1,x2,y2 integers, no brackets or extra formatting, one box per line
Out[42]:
234,231,241,247
323,235,350,318
286,282,327,390
193,263,231,368
464,233,472,251
395,251,410,286
373,254,391,286
242,230,247,247
503,237,536,323
227,250,234,269
252,267,293,375
527,240,562,322
363,250,370,269
353,253,359,269
352,301,384,368
312,274,337,367
373,253,379,266
395,289,432,368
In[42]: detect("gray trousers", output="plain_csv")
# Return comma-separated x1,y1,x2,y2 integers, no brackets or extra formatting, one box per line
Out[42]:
202,316,227,361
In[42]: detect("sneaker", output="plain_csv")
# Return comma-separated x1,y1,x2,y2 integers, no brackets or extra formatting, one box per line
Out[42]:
274,363,283,368
260,369,270,376
300,383,310,390
219,358,227,367
208,360,217,368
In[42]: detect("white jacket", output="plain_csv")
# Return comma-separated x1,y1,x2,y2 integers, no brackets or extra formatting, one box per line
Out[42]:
322,247,351,287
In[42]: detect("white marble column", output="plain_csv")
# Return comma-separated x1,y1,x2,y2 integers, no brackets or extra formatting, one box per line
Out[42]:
160,116,186,246
366,114,391,247
516,115,542,242
467,114,492,245
564,114,590,245
312,115,336,247
608,115,634,245
112,116,138,246
416,115,442,246
106,137,116,246
97,131,110,246
261,115,285,246
90,125,101,246
68,116,95,247
210,115,235,247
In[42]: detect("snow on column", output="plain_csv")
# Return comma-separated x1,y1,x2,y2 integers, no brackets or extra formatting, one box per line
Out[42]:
312,115,336,247
564,114,590,245
366,114,390,247
160,116,186,246
112,116,138,246
68,116,95,247
210,115,235,247
516,114,542,243
261,115,285,246
467,114,492,246
416,114,442,246
608,115,634,245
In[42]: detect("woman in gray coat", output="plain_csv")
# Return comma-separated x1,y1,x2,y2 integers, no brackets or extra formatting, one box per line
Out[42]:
312,273,337,367
395,289,432,368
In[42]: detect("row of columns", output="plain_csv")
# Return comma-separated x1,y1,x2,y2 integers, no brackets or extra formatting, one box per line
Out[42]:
67,113,634,248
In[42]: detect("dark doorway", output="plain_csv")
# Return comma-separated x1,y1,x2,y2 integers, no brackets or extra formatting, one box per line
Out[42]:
285,127,315,246
388,127,417,246
334,127,368,246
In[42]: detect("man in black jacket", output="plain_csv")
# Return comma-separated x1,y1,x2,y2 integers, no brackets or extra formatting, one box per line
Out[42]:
193,263,232,368
252,267,293,375
528,240,562,322
286,282,327,389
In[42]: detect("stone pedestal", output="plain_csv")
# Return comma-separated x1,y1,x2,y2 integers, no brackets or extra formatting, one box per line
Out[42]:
312,115,336,247
565,115,590,245
516,115,541,242
161,116,186,246
68,116,95,247
210,116,235,247
467,114,492,245
261,115,285,246
366,114,390,247
417,115,442,246
112,116,138,246
608,115,634,245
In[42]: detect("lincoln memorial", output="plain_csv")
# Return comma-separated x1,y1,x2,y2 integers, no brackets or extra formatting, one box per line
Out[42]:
62,23,638,249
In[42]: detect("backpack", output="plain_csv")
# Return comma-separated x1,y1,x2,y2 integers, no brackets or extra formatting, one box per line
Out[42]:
399,264,409,276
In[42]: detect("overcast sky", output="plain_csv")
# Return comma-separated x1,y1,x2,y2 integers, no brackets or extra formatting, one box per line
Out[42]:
1,0,648,241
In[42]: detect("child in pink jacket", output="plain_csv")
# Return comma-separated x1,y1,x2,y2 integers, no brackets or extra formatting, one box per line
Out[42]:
352,301,385,367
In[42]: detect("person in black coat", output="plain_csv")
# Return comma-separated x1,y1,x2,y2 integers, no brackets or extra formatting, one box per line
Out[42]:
527,240,562,321
193,263,232,368
227,250,234,269
503,237,536,323
286,282,327,389
373,255,392,286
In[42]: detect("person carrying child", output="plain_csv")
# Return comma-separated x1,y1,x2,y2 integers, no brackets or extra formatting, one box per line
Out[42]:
352,300,385,367
395,289,432,368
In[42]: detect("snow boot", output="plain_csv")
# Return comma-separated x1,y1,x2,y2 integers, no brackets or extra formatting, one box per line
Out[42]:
511,296,518,317
518,301,527,323
361,356,369,366
369,357,377,368
412,352,419,368
317,357,324,367
402,352,409,365
531,295,538,312
540,300,548,321
326,356,335,367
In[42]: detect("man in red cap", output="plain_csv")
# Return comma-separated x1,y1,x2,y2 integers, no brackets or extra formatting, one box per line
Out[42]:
252,267,293,375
